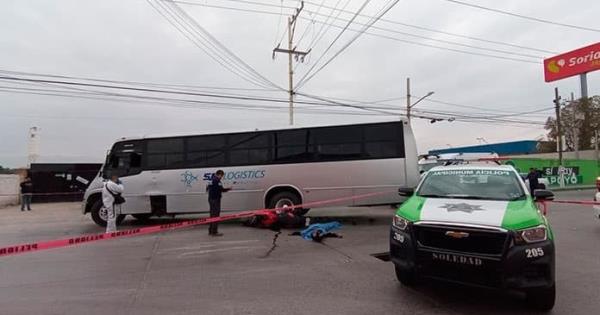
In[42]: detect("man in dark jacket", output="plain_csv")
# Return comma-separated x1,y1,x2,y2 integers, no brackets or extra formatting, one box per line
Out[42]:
20,176,33,211
526,168,540,194
207,170,231,236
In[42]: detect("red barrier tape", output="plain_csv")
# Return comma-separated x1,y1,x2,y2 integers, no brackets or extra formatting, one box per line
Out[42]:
0,191,392,258
0,192,85,196
536,199,600,216
545,200,600,206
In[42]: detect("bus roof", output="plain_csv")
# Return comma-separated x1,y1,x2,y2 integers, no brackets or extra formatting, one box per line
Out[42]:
113,119,408,143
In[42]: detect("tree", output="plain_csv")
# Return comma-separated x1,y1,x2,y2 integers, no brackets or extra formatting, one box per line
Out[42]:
0,165,14,174
545,95,600,151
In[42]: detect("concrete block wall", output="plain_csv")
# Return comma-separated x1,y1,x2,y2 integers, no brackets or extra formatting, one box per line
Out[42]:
0,175,20,208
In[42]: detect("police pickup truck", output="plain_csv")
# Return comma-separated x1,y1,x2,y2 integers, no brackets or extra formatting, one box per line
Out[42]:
390,165,555,311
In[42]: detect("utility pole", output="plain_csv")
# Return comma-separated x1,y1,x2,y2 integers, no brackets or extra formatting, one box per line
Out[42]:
406,77,411,122
571,92,580,159
554,88,563,165
272,1,310,125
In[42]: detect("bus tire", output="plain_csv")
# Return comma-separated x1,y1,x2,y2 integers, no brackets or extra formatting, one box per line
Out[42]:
90,199,126,227
267,191,304,214
132,214,153,222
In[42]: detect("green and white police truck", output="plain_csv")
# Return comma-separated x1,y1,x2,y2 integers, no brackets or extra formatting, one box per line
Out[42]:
390,165,556,311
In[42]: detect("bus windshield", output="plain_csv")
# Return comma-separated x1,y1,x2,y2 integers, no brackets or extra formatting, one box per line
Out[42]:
417,169,525,201
102,141,143,178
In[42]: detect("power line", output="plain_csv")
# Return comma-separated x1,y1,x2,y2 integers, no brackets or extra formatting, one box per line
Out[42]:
0,70,555,125
412,108,547,125
296,91,399,115
164,0,284,90
147,0,275,89
0,84,391,117
277,1,545,59
226,0,556,54
295,0,401,89
296,0,556,54
1,82,552,127
149,0,284,90
421,97,552,114
174,1,543,64
294,0,373,89
302,13,543,59
321,22,541,64
303,0,351,50
0,69,279,94
292,0,325,47
440,0,600,33
167,1,283,89
0,74,404,112
273,0,285,46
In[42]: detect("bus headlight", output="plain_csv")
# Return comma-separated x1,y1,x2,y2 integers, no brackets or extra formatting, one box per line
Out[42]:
515,226,547,244
392,215,410,231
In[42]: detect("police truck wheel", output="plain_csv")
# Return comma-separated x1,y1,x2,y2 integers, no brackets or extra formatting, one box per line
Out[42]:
526,284,555,311
90,200,126,227
268,191,307,214
395,266,418,286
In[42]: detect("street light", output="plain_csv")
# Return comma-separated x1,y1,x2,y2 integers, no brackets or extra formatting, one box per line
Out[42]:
407,91,434,122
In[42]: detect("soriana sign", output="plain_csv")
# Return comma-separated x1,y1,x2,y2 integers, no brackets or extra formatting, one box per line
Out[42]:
543,42,600,82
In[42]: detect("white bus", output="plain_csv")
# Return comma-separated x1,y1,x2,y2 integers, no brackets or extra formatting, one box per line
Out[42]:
82,120,419,226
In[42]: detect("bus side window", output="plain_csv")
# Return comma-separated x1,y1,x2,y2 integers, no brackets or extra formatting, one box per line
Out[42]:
130,152,142,168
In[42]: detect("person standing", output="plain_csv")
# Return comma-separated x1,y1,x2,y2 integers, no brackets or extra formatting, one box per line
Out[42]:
207,170,231,236
20,176,33,211
102,175,124,233
526,168,540,194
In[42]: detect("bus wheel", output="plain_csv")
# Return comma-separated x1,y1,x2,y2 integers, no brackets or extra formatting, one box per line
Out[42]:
132,214,153,222
90,200,126,227
268,191,307,215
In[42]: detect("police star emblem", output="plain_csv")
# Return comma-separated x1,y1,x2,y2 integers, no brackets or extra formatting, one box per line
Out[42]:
439,203,484,213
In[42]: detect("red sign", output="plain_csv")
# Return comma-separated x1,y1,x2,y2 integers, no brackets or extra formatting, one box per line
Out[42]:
543,42,600,82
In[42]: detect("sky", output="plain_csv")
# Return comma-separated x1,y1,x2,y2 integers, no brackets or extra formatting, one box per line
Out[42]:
1,0,599,167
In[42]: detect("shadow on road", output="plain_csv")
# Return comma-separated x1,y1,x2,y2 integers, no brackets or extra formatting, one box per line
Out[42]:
400,279,541,314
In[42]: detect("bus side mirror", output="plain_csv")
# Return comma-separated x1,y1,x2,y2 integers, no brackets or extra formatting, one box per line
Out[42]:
398,187,415,196
534,190,554,201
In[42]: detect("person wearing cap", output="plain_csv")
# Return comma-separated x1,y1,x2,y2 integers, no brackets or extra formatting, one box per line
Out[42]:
206,170,231,236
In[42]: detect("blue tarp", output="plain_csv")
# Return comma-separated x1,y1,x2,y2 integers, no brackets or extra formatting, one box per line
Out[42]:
300,221,342,240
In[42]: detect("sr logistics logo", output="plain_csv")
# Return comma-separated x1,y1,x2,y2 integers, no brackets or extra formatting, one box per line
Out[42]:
203,170,266,181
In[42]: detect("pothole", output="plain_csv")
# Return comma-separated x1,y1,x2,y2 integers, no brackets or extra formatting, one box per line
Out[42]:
370,251,391,261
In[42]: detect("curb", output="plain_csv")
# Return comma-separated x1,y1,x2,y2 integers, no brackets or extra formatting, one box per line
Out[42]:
550,186,596,192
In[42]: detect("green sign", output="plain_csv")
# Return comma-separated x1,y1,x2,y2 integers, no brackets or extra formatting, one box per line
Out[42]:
503,158,600,187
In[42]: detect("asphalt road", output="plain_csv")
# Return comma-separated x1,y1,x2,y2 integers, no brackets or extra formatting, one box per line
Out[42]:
0,189,598,315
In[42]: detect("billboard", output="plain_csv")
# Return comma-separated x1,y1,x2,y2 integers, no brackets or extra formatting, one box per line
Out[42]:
543,42,600,82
